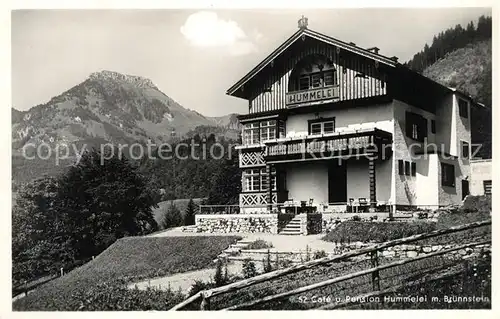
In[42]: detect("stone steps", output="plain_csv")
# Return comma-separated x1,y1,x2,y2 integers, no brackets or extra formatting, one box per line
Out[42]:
180,225,198,233
279,217,303,235
215,239,253,263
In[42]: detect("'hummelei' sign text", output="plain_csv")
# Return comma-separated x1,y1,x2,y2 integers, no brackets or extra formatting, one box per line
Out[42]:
286,87,339,106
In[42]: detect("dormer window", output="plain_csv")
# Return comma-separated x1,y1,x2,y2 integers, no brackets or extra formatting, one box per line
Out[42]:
298,70,336,91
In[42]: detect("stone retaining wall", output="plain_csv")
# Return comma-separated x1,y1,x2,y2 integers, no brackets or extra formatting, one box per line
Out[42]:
246,243,492,264
307,213,322,235
195,214,278,234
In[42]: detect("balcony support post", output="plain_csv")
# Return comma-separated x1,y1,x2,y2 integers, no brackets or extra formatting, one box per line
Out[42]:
368,155,377,212
266,164,273,212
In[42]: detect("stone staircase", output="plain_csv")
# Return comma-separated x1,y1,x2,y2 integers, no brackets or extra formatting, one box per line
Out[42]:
279,216,303,235
215,239,254,262
181,225,198,233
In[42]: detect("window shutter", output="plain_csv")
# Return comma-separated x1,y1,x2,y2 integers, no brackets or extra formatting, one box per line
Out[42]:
405,112,413,138
421,117,428,140
404,161,411,176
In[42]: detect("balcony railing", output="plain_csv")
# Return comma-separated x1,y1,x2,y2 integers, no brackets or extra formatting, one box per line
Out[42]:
263,127,392,162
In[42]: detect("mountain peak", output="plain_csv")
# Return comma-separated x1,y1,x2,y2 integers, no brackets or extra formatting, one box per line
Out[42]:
88,70,158,89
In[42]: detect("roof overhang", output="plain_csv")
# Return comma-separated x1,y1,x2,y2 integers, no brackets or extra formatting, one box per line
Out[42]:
226,28,397,98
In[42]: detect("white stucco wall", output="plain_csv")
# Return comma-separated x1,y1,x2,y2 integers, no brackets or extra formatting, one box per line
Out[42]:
415,154,439,207
392,99,438,206
285,102,394,137
470,159,492,196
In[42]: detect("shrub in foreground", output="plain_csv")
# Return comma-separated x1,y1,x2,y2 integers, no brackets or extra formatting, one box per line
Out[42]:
323,221,436,243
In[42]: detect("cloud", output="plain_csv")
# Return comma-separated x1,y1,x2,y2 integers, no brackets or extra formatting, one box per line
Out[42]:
180,11,261,56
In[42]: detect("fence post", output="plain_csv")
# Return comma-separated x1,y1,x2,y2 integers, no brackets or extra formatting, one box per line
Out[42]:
24,280,28,297
60,268,64,277
370,250,380,292
200,291,211,310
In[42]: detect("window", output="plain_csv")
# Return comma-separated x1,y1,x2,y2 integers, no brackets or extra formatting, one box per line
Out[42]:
399,160,416,176
461,141,470,159
308,118,335,135
242,120,285,145
441,163,455,187
260,168,277,191
243,123,260,145
243,169,260,191
299,77,310,90
277,120,286,139
243,168,276,192
405,112,428,142
431,120,436,134
404,161,411,176
398,160,404,175
297,70,336,91
458,98,469,118
260,120,276,142
483,180,492,196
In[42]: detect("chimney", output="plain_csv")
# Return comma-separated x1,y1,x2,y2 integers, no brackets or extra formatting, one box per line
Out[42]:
390,56,399,63
367,47,380,54
298,15,308,29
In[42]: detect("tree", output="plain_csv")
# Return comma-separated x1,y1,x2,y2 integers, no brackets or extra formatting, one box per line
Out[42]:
57,147,158,259
183,199,197,226
213,259,227,287
207,155,241,205
12,176,76,283
161,201,182,229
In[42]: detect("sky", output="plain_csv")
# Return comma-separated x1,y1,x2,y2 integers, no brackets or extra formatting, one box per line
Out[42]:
11,8,492,117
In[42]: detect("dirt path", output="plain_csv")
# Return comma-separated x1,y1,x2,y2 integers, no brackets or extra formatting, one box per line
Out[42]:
128,263,242,293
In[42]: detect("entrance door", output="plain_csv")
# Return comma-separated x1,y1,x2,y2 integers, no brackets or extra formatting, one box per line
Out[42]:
328,161,347,203
461,180,470,200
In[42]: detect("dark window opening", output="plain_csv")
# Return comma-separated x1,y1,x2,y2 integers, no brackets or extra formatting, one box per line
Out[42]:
483,180,492,196
398,160,404,175
461,141,470,159
441,163,455,187
405,112,428,142
458,98,469,118
431,120,436,134
411,162,416,176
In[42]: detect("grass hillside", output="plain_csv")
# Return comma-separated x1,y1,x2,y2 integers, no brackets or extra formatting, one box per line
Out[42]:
423,40,491,105
13,235,240,310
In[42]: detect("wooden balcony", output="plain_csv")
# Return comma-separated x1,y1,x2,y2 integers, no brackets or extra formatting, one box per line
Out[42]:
263,127,392,163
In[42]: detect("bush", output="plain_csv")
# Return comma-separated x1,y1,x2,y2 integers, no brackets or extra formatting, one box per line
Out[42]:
188,280,214,297
263,249,273,273
242,259,257,279
279,258,294,268
69,282,185,311
247,239,273,250
323,221,436,243
352,215,361,221
313,250,328,259
460,195,491,214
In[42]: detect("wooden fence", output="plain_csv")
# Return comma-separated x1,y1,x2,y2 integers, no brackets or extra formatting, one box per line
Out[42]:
169,219,491,311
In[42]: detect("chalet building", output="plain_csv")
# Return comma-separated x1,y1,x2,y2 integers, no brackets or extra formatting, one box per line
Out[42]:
228,17,484,214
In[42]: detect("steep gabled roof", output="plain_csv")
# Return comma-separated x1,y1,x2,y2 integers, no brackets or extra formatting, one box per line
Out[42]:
226,27,398,96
